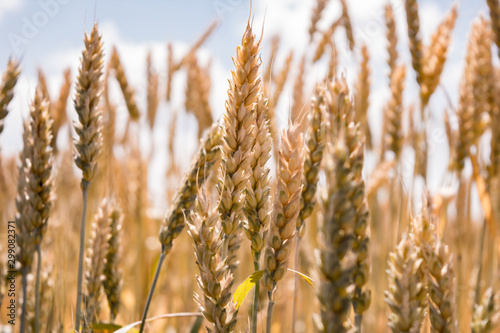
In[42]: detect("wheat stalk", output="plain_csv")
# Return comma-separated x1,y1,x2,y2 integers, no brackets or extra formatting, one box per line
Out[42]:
73,22,104,332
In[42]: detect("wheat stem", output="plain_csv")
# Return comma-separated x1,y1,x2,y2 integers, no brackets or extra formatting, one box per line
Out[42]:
74,180,89,331
35,244,41,333
252,255,261,333
266,290,275,333
139,252,166,333
20,266,28,333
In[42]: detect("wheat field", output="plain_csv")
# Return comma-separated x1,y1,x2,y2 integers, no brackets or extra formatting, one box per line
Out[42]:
0,0,500,332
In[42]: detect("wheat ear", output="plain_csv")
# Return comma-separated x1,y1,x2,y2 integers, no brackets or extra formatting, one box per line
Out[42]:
0,58,21,135
139,123,220,332
73,22,104,332
186,187,238,333
385,4,398,81
385,234,427,333
420,4,457,107
51,68,72,150
217,21,260,273
166,42,174,102
384,65,406,159
487,0,500,58
84,199,112,328
404,0,424,87
354,44,372,149
313,19,341,63
269,50,293,156
110,46,140,121
264,114,306,333
291,55,306,122
15,87,53,333
472,288,500,333
340,0,355,50
102,204,123,322
243,94,272,332
309,0,327,41
455,17,493,171
146,51,159,130
185,55,213,138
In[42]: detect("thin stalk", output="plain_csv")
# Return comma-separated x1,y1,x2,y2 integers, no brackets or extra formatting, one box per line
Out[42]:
74,180,90,332
251,252,261,333
20,266,28,333
139,251,166,333
474,218,487,305
266,290,275,333
355,306,363,332
291,235,301,333
35,244,42,333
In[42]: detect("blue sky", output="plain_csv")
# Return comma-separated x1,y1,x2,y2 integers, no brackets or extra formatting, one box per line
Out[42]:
0,0,493,207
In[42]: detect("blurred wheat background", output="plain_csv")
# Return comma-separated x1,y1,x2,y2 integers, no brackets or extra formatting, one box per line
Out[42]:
0,0,499,332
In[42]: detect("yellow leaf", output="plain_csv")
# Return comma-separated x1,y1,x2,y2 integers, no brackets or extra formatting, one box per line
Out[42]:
288,268,314,287
232,270,265,309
